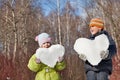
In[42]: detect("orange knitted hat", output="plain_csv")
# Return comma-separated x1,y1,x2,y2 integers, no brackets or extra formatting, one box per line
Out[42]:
89,18,104,29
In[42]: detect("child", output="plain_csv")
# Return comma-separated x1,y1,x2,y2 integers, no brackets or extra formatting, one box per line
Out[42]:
79,18,117,80
27,33,66,80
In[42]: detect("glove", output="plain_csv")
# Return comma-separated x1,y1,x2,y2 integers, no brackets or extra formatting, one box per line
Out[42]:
100,50,109,59
58,57,64,62
79,54,87,61
35,58,41,64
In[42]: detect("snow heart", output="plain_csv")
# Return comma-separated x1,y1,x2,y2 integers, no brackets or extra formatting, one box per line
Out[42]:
74,34,109,66
35,44,65,68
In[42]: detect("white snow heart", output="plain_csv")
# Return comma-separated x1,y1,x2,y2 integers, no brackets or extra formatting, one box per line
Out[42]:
35,44,65,68
74,34,109,66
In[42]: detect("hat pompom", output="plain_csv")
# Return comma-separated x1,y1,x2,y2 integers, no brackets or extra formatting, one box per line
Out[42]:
35,36,38,41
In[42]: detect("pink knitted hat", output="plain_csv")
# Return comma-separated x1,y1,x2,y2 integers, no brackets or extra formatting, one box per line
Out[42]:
35,33,51,46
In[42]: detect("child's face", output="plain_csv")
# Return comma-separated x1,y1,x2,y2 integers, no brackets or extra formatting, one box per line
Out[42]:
90,26,101,35
41,42,51,48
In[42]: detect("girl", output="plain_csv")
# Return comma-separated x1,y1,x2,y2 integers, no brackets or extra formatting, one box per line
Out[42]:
27,33,66,80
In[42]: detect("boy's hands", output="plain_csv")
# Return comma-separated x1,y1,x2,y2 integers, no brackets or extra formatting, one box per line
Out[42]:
78,50,109,61
100,50,109,59
79,54,87,61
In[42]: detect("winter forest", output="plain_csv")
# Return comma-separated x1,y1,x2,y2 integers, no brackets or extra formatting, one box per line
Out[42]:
0,0,120,80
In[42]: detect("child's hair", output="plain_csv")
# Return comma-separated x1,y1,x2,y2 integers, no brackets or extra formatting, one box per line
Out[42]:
89,18,104,29
35,33,51,46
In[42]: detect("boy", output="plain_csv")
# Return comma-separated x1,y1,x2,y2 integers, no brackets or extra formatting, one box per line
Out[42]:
27,33,66,80
79,18,117,80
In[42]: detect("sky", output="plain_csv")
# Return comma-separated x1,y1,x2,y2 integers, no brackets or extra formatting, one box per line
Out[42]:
0,0,92,18
33,0,92,17
33,0,67,15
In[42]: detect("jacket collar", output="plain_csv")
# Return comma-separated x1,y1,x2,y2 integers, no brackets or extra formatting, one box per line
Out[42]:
89,30,108,39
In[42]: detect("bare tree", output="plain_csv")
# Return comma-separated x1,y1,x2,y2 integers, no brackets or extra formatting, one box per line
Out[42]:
57,0,62,44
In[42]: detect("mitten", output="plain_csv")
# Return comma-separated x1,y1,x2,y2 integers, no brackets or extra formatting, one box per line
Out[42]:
100,50,109,59
58,57,64,62
79,54,87,61
35,58,41,64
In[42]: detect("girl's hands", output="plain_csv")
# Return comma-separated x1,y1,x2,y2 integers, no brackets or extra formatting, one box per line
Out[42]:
35,58,41,64
58,57,64,62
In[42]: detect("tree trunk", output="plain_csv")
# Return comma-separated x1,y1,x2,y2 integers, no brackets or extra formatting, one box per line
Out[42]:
57,0,62,44
12,10,17,62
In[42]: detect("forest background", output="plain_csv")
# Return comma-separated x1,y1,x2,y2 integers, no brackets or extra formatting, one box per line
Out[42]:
0,0,120,80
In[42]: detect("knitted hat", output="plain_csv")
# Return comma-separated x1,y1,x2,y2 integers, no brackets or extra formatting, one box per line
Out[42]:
35,33,51,46
89,18,104,29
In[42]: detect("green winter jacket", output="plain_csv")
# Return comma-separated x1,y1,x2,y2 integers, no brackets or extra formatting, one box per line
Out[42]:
27,54,66,80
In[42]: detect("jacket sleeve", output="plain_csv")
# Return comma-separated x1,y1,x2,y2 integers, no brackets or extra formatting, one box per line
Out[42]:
27,54,43,72
107,43,117,59
55,60,66,71
106,33,117,59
